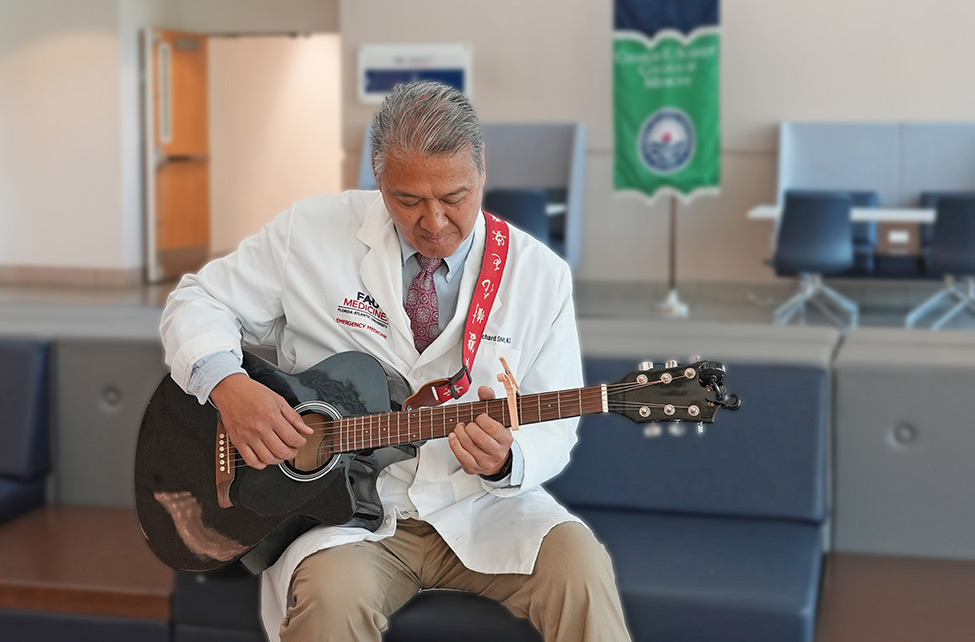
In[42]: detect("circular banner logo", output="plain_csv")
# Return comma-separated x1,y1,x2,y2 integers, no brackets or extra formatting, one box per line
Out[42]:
638,108,696,175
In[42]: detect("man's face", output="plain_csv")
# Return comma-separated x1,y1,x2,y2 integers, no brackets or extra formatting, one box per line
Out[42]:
377,148,485,259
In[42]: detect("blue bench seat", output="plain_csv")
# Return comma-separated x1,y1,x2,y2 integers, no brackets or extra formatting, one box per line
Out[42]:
0,338,51,523
550,322,838,642
579,510,822,642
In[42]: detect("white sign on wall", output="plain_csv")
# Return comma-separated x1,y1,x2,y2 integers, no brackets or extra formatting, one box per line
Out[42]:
358,44,473,104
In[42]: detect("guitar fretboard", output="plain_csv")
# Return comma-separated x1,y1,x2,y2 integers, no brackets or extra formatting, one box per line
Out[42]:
333,385,606,453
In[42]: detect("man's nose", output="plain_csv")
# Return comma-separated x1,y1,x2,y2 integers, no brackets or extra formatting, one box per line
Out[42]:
419,201,448,231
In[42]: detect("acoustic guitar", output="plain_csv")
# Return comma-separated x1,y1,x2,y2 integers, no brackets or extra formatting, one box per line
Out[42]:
135,351,740,573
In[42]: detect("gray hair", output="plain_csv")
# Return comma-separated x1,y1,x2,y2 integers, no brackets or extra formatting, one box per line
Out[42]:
370,81,484,179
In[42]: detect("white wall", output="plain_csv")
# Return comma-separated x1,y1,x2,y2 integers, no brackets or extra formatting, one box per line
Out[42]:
0,0,124,270
173,0,337,35
208,34,342,256
2,0,975,283
0,0,337,278
339,0,975,285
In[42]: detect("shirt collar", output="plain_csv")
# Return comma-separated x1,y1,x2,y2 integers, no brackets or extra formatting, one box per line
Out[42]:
396,224,476,276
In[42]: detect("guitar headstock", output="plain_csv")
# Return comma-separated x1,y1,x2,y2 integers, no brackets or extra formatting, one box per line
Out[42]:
606,359,741,435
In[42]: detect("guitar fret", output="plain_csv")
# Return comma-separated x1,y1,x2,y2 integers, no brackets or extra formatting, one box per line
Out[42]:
330,385,610,454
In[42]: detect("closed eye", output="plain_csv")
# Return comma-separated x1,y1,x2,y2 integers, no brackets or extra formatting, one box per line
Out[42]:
441,190,472,206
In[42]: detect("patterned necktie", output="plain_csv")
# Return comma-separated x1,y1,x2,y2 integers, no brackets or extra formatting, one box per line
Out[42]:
406,255,444,353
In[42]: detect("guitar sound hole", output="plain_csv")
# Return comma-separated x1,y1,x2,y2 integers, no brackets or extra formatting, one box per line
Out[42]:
291,412,335,472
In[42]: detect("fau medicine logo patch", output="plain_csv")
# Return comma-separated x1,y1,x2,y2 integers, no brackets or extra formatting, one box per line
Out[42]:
638,108,696,175
336,291,389,340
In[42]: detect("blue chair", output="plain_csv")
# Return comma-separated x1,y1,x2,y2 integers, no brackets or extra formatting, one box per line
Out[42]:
771,192,858,328
0,338,51,523
786,190,878,275
483,188,551,246
919,191,975,273
905,195,975,329
849,191,879,274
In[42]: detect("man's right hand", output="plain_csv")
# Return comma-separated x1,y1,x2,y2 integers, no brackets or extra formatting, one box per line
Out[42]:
209,373,314,469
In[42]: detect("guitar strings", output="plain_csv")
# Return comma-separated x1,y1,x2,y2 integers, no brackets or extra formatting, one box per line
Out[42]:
219,379,704,469
293,386,654,445
294,379,665,433
222,394,705,470
225,379,684,445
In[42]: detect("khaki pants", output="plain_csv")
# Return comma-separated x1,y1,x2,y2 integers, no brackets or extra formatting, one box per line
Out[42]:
279,519,631,642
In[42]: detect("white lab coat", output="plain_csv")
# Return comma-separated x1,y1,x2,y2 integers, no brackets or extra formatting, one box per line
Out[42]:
160,190,584,639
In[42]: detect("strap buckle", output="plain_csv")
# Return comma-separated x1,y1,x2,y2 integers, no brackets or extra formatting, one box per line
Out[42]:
445,363,471,400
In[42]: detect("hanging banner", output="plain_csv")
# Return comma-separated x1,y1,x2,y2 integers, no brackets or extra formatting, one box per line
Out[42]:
614,0,721,202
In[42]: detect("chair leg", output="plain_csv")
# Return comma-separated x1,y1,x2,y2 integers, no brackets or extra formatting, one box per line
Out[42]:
929,278,975,330
905,279,954,328
808,297,844,327
774,274,857,329
773,276,815,325
906,276,975,329
817,283,859,328
930,297,969,330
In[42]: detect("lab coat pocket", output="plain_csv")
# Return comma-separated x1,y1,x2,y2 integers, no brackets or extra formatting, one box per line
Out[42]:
474,341,521,399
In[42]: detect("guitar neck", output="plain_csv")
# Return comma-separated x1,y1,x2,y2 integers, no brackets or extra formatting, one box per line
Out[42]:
333,385,607,453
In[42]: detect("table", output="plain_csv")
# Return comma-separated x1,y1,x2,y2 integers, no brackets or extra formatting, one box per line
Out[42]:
747,205,935,223
748,205,936,260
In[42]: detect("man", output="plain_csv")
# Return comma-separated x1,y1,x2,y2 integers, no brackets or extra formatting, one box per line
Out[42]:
160,81,630,641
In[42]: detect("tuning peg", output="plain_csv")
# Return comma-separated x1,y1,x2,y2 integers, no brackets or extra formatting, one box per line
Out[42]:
666,359,678,368
668,422,686,437
696,423,705,437
638,361,654,372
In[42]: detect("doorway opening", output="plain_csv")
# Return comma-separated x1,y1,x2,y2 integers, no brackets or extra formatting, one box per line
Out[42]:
144,30,342,282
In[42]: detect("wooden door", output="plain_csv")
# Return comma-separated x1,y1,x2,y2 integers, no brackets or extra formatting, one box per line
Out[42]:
144,29,210,282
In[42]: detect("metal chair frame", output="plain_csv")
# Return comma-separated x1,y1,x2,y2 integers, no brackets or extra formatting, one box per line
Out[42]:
774,273,859,329
905,275,975,329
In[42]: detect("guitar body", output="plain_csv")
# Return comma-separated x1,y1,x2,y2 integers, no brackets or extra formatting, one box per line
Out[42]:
137,350,741,574
135,351,415,573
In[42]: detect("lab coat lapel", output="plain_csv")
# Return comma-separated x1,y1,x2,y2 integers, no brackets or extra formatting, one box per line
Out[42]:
356,203,415,356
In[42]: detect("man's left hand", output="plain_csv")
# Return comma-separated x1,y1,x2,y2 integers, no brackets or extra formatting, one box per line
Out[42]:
448,385,513,477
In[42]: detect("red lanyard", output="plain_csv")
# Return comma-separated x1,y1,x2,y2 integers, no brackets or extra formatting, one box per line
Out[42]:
404,213,510,410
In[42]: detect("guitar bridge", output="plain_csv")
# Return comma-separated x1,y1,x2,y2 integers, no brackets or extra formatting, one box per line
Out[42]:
215,417,235,508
